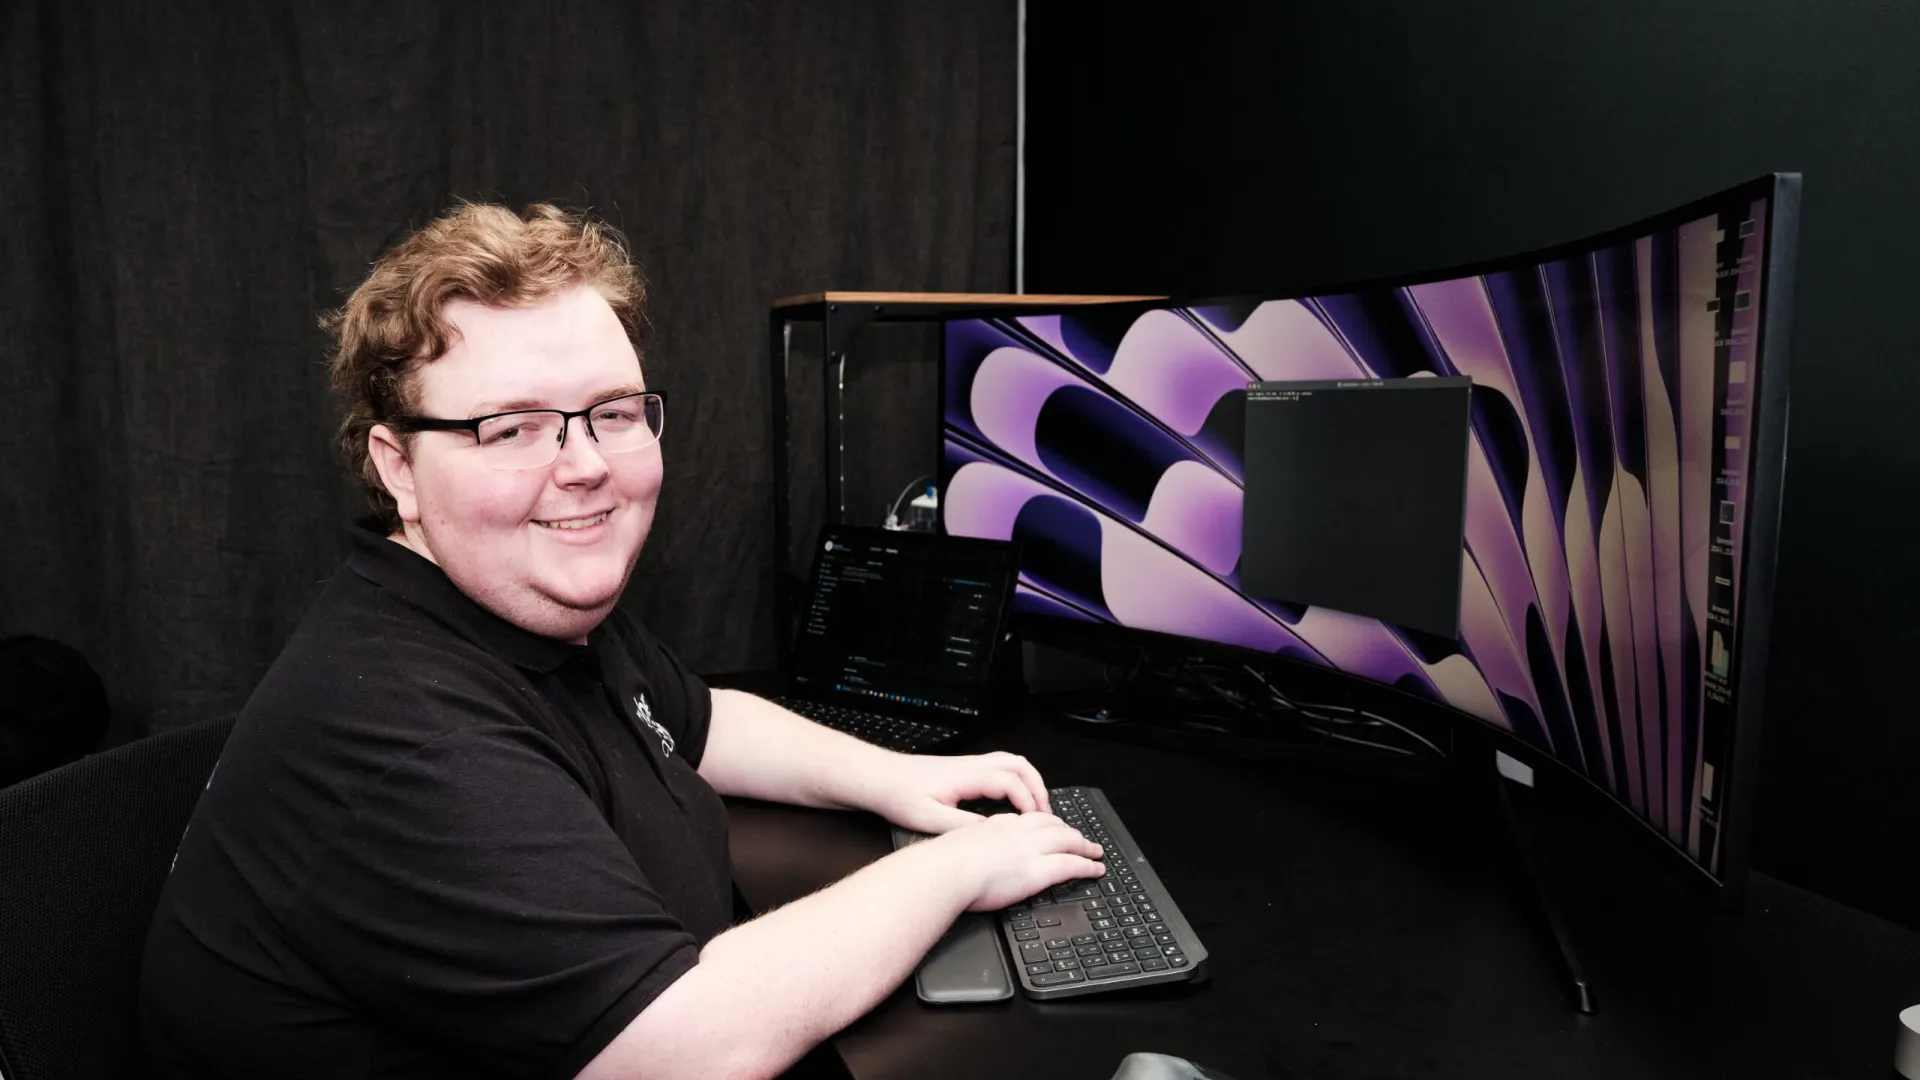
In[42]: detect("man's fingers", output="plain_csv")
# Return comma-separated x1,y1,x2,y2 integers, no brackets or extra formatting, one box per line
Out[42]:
1023,817,1099,859
1052,820,1102,860
1012,757,1050,814
1016,810,1065,830
988,752,1050,814
959,769,1035,813
997,772,1039,813
1044,853,1107,882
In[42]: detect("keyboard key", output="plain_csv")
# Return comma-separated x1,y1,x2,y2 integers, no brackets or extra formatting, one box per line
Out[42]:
1032,971,1085,987
1026,962,1053,976
1008,906,1031,919
1045,937,1071,949
1014,930,1039,942
1011,919,1035,931
1054,958,1081,970
1021,942,1048,964
1014,790,1204,993
1049,949,1074,961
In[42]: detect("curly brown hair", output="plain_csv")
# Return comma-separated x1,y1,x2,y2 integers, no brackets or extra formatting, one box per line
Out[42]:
323,201,646,532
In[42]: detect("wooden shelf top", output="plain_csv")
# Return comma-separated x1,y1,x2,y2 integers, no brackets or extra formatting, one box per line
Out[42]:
773,291,1161,309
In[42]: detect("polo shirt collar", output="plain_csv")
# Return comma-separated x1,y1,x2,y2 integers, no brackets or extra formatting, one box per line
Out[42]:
343,518,587,675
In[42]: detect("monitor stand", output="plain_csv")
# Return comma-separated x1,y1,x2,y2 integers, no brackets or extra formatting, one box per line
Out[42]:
1470,743,1600,1015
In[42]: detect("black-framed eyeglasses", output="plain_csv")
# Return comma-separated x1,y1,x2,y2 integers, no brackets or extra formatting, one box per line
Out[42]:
398,391,666,471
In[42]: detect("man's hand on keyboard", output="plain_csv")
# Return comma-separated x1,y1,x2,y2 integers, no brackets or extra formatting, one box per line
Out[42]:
924,811,1106,913
857,750,1052,835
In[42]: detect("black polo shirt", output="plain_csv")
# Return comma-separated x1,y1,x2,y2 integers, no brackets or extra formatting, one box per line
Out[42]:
140,523,733,1080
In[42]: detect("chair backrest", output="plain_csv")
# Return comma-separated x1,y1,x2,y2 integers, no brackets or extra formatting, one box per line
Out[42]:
0,716,234,1080
0,636,112,788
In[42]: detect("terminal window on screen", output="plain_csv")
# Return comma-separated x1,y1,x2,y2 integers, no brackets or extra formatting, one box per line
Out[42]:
1239,378,1473,640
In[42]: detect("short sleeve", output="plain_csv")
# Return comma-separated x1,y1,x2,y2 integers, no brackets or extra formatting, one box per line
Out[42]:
287,723,697,1080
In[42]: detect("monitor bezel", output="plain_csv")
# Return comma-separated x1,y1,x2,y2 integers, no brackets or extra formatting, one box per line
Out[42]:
937,173,1799,903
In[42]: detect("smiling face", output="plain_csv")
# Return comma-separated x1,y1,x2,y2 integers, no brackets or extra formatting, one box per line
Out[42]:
367,285,659,642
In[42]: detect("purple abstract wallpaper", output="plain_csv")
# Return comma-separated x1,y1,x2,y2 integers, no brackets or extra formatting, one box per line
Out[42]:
943,199,1772,872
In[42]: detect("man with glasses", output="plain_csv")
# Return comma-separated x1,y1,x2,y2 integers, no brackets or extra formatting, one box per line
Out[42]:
139,203,1103,1080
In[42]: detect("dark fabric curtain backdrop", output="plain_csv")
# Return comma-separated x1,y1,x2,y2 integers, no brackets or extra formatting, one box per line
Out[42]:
1,2,1016,741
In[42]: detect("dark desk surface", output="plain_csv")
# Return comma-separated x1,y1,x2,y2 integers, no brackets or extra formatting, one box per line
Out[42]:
725,710,1920,1080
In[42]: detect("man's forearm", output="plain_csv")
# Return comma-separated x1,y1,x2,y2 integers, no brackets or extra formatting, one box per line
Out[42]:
579,838,973,1080
696,688,894,810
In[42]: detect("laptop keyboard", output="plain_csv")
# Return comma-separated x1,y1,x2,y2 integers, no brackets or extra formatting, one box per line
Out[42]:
1001,786,1209,999
775,697,965,754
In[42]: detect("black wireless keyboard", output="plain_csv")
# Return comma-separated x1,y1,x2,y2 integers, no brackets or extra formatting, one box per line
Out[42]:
1000,785,1209,999
775,697,966,754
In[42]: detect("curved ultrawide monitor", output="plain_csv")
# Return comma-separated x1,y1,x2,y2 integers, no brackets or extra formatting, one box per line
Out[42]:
940,174,1798,887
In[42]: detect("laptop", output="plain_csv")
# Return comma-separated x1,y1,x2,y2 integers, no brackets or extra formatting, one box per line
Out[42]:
774,525,1021,754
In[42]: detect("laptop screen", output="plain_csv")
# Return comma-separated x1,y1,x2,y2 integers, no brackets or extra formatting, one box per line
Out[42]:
791,526,1019,719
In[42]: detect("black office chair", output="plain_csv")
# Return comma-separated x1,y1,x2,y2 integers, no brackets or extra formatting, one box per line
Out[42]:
0,715,234,1080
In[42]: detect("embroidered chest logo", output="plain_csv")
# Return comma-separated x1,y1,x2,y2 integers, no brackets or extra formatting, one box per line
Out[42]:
634,694,675,757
